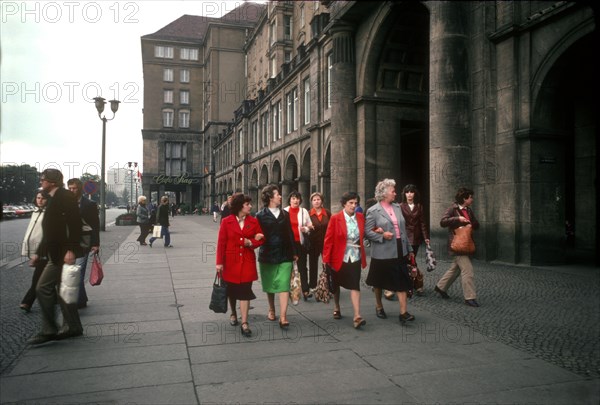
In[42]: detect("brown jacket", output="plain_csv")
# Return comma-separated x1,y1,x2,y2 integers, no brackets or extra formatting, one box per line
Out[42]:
400,202,429,246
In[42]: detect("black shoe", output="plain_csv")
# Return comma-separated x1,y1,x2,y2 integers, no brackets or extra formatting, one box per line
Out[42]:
19,303,31,313
28,333,57,345
375,307,387,319
149,240,153,248
56,329,83,340
78,302,87,309
165,245,173,248
240,322,252,337
465,299,480,307
434,286,450,299
399,312,415,323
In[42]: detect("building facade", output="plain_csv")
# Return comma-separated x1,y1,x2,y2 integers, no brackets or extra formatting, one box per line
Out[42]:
142,1,597,265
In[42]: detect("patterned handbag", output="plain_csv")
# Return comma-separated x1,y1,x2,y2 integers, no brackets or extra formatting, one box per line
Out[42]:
290,262,301,305
314,264,334,303
425,243,437,272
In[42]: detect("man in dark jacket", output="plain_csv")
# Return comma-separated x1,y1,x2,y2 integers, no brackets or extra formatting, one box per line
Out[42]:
67,178,100,309
29,169,83,345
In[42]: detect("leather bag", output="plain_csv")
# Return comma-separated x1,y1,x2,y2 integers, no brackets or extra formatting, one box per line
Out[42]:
209,273,228,313
450,225,475,255
90,253,104,286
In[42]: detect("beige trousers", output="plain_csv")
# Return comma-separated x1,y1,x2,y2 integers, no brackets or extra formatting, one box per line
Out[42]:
436,255,476,300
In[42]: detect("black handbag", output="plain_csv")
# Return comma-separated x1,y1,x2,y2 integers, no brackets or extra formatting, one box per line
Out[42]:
209,273,228,313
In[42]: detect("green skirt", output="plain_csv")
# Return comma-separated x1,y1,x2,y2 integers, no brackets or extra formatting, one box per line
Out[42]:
259,262,293,293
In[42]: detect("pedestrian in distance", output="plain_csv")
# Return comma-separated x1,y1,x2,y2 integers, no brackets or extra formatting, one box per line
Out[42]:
216,193,264,337
19,190,49,313
284,190,314,301
256,184,298,329
308,192,331,297
365,179,416,324
211,201,221,222
322,191,368,329
435,187,481,307
136,195,151,245
148,196,173,248
28,169,83,345
67,178,100,309
220,195,233,223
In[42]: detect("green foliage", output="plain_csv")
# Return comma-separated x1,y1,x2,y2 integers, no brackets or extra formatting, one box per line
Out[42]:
0,164,40,204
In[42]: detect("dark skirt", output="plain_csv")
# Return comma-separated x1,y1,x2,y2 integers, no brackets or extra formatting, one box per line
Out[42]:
366,239,411,292
331,261,362,291
226,281,256,301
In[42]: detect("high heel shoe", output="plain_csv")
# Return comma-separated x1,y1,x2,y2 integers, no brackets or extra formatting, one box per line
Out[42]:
240,322,252,337
279,319,290,329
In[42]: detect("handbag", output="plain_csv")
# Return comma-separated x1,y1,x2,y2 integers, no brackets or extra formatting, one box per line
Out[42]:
314,263,334,303
290,262,301,306
209,272,228,313
425,243,437,272
152,225,163,238
450,224,475,255
90,253,104,286
409,264,424,290
59,263,81,304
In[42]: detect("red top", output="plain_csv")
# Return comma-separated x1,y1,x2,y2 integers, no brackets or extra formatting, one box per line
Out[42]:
288,206,300,241
322,211,367,271
216,215,264,284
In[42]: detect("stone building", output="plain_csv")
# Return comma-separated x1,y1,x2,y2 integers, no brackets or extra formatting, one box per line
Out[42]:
142,1,597,265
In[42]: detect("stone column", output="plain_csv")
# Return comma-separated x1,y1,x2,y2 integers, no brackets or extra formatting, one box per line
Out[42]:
429,2,471,256
329,22,357,208
298,179,309,209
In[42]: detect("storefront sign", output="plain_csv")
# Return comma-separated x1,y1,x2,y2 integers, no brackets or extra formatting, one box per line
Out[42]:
153,173,199,185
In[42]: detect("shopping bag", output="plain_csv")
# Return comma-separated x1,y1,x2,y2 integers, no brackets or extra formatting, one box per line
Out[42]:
59,263,81,304
314,263,334,303
152,225,163,238
289,262,301,306
209,273,228,313
90,253,104,286
451,225,475,255
425,243,437,272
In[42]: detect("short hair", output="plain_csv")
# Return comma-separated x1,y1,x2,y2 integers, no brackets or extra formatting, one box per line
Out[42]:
374,178,396,202
340,191,359,207
161,196,169,204
41,169,64,187
261,184,279,206
230,193,252,215
138,196,147,204
401,184,421,203
287,190,302,205
310,192,324,203
67,178,83,189
455,187,474,204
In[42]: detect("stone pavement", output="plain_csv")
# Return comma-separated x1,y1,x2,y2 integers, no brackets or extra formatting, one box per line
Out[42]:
0,215,598,404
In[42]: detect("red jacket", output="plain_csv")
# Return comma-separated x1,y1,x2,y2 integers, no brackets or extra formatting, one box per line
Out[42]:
216,215,264,284
322,211,367,272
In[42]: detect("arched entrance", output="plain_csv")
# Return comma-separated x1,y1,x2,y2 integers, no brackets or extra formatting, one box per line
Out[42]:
283,154,298,201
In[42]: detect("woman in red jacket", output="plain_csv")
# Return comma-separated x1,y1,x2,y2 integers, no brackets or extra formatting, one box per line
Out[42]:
322,191,368,329
216,193,264,337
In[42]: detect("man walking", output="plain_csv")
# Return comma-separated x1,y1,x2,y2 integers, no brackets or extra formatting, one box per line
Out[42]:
28,169,83,345
67,178,100,309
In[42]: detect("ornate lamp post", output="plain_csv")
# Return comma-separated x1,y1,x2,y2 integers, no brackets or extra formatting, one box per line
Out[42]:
127,162,138,211
94,97,120,231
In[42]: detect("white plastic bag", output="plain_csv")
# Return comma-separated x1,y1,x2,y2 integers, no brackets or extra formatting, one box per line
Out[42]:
59,263,81,304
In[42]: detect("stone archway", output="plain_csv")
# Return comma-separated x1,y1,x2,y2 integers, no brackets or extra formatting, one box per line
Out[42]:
272,160,282,185
299,148,311,208
236,171,242,192
259,164,269,189
250,169,259,210
283,154,298,201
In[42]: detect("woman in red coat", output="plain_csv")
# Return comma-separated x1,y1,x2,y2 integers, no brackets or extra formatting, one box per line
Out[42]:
322,191,368,329
216,193,264,337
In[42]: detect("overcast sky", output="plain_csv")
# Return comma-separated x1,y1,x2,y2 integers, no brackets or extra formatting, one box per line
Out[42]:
1,1,263,179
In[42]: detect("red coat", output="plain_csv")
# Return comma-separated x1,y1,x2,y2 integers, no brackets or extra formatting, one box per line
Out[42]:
322,211,367,272
216,215,264,284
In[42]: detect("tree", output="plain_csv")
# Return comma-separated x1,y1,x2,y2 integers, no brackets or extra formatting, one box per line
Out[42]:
0,164,40,204
105,191,119,206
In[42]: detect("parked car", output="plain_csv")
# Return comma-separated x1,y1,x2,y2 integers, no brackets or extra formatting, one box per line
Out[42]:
117,205,127,209
2,206,17,220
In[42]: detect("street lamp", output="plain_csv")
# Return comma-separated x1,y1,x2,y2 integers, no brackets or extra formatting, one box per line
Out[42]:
127,162,138,211
94,96,120,231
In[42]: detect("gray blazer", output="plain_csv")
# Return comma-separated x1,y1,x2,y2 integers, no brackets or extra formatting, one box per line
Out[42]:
365,202,413,259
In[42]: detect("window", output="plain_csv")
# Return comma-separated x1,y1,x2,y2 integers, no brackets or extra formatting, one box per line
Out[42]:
179,110,190,128
261,112,269,148
180,69,190,83
238,129,243,156
271,57,277,78
286,87,298,134
272,101,281,141
180,48,199,60
163,68,173,82
327,53,333,109
180,90,189,105
165,142,186,176
285,51,292,63
270,22,276,45
164,90,173,104
155,46,173,59
162,109,174,127
303,78,311,125
300,4,305,27
284,15,292,40
252,120,258,152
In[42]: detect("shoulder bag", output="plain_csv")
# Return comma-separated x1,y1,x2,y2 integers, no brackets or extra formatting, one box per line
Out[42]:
450,224,475,255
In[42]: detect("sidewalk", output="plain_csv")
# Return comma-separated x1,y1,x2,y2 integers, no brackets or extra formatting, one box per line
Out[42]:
1,215,598,404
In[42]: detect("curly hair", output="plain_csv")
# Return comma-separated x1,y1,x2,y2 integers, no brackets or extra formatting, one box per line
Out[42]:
261,184,280,206
374,178,396,202
454,187,474,204
230,193,252,215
